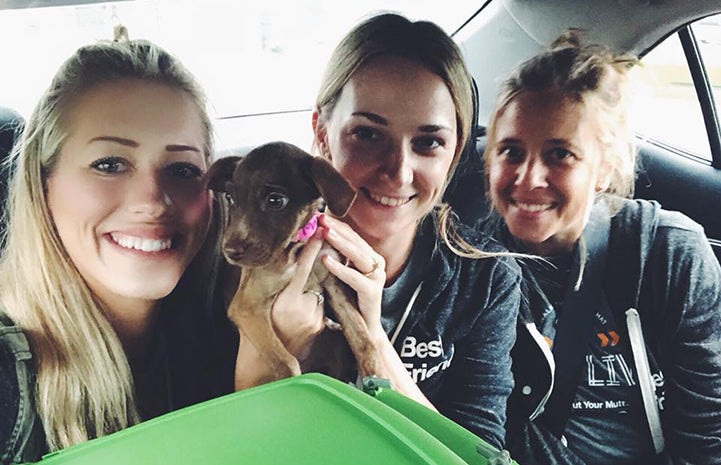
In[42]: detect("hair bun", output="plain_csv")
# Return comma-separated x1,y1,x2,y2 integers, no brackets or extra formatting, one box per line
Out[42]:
113,24,129,43
550,28,585,50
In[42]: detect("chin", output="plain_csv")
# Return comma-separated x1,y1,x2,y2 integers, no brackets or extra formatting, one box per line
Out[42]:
115,278,181,301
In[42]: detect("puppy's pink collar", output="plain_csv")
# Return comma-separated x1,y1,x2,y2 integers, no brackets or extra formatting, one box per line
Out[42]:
292,212,321,242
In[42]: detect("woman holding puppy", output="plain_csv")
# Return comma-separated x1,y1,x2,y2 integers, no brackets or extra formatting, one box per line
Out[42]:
0,39,238,462
236,13,522,451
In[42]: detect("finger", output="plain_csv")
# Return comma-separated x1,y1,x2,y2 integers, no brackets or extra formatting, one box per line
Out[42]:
322,253,384,290
319,215,361,242
321,216,382,274
285,234,323,294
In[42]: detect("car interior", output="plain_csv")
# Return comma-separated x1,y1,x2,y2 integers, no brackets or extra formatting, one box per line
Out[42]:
1,0,719,263
1,1,720,463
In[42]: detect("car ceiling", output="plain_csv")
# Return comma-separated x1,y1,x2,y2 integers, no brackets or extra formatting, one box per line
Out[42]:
501,0,721,55
458,0,721,124
0,0,131,9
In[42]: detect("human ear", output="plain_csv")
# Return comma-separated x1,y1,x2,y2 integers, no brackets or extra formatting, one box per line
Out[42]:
312,109,331,161
595,159,613,192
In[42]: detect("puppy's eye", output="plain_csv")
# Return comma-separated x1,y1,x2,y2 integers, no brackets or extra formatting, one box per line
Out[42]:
264,192,289,211
224,192,235,206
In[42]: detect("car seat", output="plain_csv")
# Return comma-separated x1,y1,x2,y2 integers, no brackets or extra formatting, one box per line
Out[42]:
0,106,24,241
443,78,492,228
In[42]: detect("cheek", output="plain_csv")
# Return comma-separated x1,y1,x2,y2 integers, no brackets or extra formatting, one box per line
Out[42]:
486,162,507,200
328,140,370,185
430,156,454,192
176,188,212,234
47,174,118,229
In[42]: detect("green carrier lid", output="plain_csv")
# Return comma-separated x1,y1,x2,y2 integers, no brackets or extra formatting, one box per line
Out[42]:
31,373,515,465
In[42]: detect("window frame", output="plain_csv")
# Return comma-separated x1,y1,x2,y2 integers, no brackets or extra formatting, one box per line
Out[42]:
679,23,721,168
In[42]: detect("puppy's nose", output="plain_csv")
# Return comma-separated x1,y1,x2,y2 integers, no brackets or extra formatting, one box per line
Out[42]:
223,239,251,262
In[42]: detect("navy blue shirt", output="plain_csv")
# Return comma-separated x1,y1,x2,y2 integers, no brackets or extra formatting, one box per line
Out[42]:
381,218,521,450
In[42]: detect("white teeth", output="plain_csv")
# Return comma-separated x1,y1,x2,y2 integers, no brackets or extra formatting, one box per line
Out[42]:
111,233,172,252
515,202,551,212
369,193,411,207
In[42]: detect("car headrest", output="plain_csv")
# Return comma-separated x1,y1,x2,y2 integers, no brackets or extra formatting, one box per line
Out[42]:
0,106,23,158
0,106,24,239
444,131,491,228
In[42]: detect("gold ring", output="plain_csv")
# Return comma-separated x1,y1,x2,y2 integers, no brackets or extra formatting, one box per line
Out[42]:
304,290,324,307
363,257,380,277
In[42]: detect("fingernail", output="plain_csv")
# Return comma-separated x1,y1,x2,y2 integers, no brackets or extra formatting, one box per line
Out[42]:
312,227,325,240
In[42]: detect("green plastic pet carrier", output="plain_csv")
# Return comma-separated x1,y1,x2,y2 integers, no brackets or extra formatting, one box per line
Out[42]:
28,373,517,465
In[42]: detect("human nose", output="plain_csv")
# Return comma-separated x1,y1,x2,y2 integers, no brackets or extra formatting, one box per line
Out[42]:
381,142,413,186
514,158,548,189
128,170,173,218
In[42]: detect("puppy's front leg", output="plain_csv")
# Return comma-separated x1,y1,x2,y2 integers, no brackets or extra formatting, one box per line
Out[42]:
228,284,301,385
323,278,385,380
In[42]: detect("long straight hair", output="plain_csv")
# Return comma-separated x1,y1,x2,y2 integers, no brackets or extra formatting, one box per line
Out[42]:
0,39,222,451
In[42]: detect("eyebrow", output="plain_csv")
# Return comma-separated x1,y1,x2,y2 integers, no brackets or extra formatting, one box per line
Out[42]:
547,138,571,146
352,111,387,125
352,112,452,133
497,137,574,147
89,136,138,147
89,136,202,153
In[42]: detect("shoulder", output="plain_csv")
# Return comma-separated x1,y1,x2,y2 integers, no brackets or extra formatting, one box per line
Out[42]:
610,198,707,253
608,198,720,317
611,197,702,234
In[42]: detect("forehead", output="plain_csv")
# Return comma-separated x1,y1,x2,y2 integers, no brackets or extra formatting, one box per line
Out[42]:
496,91,597,141
332,55,457,125
230,150,313,195
63,78,205,148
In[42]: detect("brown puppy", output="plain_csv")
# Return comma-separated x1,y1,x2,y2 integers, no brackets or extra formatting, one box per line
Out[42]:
206,141,383,386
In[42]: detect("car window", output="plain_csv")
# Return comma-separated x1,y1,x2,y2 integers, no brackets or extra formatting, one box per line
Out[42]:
694,15,721,133
0,0,478,152
633,13,721,162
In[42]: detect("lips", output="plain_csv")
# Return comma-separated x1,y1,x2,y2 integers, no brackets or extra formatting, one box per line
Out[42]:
366,189,415,207
511,199,555,213
109,232,173,252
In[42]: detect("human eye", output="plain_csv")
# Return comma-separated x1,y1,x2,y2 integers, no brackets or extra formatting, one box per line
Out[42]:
497,145,524,163
167,162,203,179
412,136,444,154
350,126,382,142
90,157,128,174
546,147,575,164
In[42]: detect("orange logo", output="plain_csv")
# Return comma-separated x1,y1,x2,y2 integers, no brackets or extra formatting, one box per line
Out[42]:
597,331,620,347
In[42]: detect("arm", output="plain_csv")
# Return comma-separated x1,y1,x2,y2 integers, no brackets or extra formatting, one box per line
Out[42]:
319,215,437,411
434,257,520,450
233,234,326,390
659,230,721,464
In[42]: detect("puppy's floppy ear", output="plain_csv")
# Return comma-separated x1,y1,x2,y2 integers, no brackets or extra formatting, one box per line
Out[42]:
308,156,356,217
205,156,242,192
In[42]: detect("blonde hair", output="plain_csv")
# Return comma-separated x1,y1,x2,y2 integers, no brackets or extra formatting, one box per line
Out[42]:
315,12,495,258
0,39,221,451
484,30,639,198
